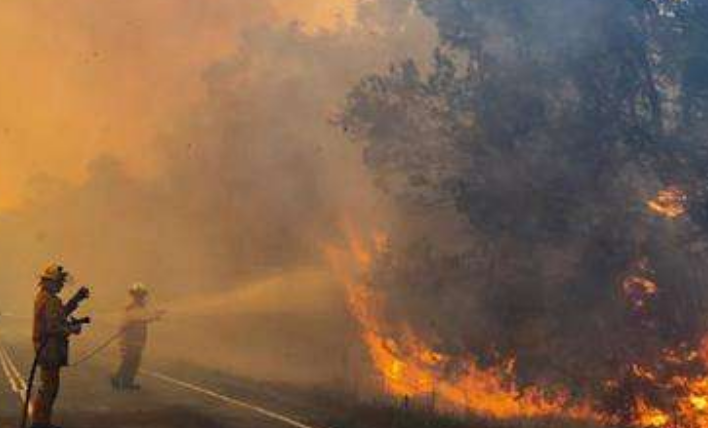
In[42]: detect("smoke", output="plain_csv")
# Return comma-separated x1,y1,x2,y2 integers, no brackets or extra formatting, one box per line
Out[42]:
0,0,436,383
0,0,375,209
341,0,708,419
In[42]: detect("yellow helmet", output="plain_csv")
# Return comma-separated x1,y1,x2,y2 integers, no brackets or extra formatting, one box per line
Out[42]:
129,282,149,297
39,263,69,283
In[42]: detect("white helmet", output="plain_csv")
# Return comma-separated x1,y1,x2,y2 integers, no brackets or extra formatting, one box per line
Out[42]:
129,282,149,297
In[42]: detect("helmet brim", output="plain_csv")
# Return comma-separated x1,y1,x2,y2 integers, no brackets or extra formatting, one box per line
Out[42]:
39,272,69,283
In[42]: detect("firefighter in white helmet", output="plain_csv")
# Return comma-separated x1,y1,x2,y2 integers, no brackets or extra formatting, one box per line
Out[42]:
111,282,164,390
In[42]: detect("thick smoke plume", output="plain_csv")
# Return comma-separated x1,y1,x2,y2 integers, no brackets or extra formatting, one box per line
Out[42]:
0,0,436,383
342,0,708,422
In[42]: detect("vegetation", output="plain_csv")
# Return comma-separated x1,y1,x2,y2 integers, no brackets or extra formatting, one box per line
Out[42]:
341,0,708,419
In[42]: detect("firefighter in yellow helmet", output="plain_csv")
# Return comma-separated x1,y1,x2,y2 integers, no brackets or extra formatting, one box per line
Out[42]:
31,264,90,427
111,283,164,390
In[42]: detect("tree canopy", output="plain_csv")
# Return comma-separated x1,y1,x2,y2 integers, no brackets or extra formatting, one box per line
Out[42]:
342,0,708,417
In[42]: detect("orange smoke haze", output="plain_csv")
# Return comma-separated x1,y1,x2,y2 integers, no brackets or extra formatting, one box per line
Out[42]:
0,0,357,209
0,0,437,388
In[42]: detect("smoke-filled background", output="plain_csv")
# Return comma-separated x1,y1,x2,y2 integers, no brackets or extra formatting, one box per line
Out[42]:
4,1,708,424
0,0,437,383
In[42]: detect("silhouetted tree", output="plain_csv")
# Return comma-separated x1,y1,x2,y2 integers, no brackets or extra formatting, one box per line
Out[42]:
342,0,708,414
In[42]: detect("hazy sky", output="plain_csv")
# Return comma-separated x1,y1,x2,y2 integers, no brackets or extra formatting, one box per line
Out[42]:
0,0,357,209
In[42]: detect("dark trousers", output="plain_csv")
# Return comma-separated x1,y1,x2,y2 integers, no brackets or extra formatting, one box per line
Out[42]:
114,347,143,387
31,367,60,426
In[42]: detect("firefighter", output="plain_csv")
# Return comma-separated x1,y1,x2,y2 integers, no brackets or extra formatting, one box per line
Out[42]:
31,264,89,428
111,283,164,390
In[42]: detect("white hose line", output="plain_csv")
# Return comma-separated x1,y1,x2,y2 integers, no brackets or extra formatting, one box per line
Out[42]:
0,337,313,428
0,347,21,396
142,370,312,428
2,347,26,392
0,340,26,401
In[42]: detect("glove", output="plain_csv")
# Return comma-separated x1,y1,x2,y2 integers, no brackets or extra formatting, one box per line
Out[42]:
68,323,83,335
74,286,90,302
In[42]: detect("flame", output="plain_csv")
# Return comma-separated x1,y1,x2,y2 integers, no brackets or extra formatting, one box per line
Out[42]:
622,275,658,309
325,225,597,422
647,186,687,218
625,347,708,427
673,363,708,427
620,261,708,426
636,398,670,427
327,223,708,426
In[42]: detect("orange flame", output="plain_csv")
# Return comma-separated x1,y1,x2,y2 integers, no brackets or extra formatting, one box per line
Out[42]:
625,346,708,427
327,223,708,426
325,225,597,422
647,186,687,219
622,275,658,309
636,398,670,427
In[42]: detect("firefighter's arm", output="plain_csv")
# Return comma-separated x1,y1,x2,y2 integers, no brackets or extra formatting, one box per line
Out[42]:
64,286,90,317
149,309,167,322
132,308,165,324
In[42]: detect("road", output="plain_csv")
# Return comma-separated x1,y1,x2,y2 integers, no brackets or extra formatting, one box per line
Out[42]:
0,330,313,428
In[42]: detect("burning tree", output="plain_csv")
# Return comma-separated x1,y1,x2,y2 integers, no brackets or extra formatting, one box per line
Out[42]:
339,0,708,425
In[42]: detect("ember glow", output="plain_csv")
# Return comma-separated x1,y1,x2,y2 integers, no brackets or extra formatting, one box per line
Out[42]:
622,275,658,309
614,258,708,425
647,186,688,219
625,348,708,427
635,398,670,427
326,224,708,426
325,226,598,422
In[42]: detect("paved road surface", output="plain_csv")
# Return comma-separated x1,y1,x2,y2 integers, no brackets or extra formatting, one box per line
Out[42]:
0,330,312,428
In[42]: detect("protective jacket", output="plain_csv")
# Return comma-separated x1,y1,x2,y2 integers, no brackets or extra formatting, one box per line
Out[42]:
119,303,159,352
33,288,72,368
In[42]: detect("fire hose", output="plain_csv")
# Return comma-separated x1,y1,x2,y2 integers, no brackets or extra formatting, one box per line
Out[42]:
21,321,160,425
20,316,91,428
20,323,152,425
69,328,124,368
19,302,164,426
70,311,165,368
